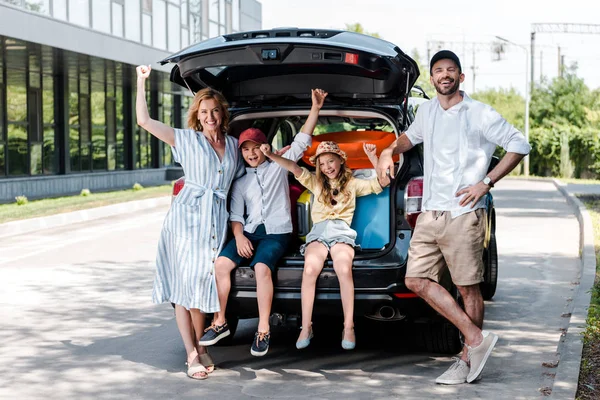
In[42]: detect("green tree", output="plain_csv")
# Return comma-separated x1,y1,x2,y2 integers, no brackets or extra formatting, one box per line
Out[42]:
530,64,593,129
344,23,381,38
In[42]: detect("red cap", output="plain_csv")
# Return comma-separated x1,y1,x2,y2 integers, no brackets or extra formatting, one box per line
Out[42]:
238,128,267,148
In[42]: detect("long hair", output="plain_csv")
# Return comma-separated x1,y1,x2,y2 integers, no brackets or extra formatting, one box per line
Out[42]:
187,88,230,133
315,153,353,206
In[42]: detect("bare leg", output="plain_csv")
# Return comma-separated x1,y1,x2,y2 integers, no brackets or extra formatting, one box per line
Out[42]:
457,284,484,362
254,263,273,333
214,256,237,326
330,243,356,343
297,241,328,341
405,277,482,348
175,305,206,378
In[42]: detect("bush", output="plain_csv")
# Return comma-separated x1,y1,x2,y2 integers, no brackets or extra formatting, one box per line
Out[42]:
15,195,28,206
80,188,91,197
132,182,144,191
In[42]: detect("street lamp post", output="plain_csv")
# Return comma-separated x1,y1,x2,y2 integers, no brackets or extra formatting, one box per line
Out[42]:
495,36,530,177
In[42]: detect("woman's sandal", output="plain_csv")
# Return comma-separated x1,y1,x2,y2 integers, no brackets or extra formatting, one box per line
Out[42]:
198,351,215,373
186,349,208,380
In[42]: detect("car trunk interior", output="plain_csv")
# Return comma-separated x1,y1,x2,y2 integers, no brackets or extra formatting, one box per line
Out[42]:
229,109,401,263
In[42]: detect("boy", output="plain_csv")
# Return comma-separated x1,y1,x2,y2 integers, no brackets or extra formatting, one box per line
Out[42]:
199,89,328,356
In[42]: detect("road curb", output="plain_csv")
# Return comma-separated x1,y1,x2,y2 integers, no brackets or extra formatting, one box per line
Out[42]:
550,178,596,399
0,196,171,239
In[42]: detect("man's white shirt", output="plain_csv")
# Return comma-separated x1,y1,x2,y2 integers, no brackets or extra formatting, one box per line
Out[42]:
404,91,531,218
229,132,311,234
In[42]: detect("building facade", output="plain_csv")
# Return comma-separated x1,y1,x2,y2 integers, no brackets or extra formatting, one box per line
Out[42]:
0,0,261,203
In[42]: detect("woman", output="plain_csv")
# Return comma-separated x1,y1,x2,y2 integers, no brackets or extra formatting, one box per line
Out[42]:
136,65,243,380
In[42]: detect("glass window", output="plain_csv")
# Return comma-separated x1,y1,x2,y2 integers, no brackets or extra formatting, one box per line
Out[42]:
81,141,91,171
124,0,141,42
30,143,42,175
232,0,239,31
181,27,189,47
191,13,201,42
209,0,217,21
116,129,124,169
28,88,42,143
69,0,90,28
167,3,181,51
53,0,67,20
42,76,54,125
7,124,28,176
181,0,188,25
6,69,27,123
106,98,116,170
218,0,224,24
142,13,152,46
80,96,90,142
209,21,218,38
29,47,41,89
69,127,80,172
24,0,51,14
43,126,57,174
0,86,4,141
142,0,152,12
92,0,111,33
92,126,106,170
152,0,167,49
112,2,124,36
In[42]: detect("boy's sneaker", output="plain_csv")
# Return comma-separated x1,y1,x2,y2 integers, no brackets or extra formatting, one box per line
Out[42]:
435,357,469,385
466,330,498,383
250,331,270,357
198,322,230,346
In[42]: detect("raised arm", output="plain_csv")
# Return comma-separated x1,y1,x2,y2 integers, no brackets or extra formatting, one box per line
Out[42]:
363,143,379,169
261,143,303,178
300,89,327,135
136,65,175,146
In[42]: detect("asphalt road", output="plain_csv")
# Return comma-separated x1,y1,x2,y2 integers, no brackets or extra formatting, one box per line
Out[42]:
0,179,581,399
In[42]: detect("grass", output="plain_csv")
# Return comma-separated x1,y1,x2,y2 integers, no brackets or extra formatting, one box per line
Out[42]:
0,185,172,224
576,197,600,400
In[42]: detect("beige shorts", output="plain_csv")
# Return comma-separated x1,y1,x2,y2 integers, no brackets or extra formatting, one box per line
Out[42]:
406,209,486,286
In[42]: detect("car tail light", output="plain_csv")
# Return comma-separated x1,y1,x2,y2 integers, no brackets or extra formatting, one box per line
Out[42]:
172,178,185,200
404,176,423,229
393,292,418,299
344,53,358,64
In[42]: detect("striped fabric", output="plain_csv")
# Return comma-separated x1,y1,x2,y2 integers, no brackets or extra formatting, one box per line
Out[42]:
152,129,244,312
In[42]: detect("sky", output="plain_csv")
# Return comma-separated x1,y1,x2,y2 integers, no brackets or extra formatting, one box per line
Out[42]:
258,0,600,95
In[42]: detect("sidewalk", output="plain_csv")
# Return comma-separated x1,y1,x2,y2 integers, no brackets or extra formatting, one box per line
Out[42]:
0,195,171,239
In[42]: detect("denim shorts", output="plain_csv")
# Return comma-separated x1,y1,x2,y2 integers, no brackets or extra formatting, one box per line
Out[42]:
219,224,291,272
300,219,357,255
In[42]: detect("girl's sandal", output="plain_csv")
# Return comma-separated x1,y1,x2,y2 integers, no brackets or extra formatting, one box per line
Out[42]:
198,351,215,373
186,349,208,380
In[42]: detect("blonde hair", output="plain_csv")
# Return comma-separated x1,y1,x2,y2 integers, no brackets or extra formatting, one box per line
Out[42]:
187,88,230,133
315,153,353,206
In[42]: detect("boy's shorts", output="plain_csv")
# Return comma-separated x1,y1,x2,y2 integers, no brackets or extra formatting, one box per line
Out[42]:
300,219,357,255
219,224,291,272
406,209,486,286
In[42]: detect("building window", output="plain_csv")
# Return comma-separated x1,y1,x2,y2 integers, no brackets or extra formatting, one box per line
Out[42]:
232,0,239,31
92,0,111,34
112,2,124,37
142,13,152,46
91,61,106,171
167,2,180,51
53,0,67,20
6,39,28,176
69,0,90,28
124,0,141,42
152,0,167,50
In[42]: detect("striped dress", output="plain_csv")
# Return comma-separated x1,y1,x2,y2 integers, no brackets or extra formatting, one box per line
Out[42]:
152,129,244,312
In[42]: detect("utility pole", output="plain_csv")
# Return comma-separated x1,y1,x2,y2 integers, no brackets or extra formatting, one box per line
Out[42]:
471,48,477,92
558,46,562,76
540,50,543,80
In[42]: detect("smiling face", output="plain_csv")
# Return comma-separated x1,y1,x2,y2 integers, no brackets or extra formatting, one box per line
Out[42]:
197,98,223,134
430,58,464,96
318,153,344,180
240,140,267,167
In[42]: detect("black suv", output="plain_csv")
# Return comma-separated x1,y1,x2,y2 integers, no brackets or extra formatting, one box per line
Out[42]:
162,28,498,354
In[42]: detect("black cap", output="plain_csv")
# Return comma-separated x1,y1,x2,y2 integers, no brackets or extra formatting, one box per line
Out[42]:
430,50,462,74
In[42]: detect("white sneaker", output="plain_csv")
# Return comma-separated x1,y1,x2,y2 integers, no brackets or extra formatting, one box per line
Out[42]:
435,357,470,385
466,330,498,383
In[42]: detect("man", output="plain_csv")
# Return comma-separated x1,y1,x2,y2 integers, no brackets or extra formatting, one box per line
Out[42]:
377,50,530,384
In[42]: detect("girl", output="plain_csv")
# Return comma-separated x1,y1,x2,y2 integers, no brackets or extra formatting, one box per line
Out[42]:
261,140,390,350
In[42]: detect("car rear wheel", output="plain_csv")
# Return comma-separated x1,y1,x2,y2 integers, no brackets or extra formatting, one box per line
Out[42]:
417,321,462,354
480,234,498,300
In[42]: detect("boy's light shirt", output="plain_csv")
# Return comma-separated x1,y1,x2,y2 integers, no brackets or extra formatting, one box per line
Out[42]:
296,167,382,227
229,132,312,234
404,91,531,218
